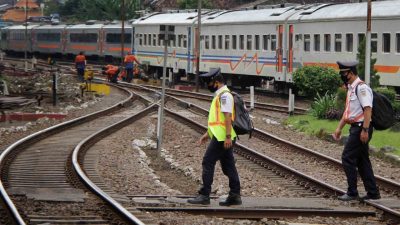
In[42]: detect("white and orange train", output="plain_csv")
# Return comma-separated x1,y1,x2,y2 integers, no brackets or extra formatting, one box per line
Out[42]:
1,1,400,92
0,21,131,61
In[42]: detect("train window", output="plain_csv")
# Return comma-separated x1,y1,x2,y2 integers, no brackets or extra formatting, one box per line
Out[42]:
397,33,400,53
148,34,151,46
205,35,209,49
346,33,353,52
304,34,310,52
183,35,187,48
312,35,319,51
37,33,61,42
1,32,6,41
371,33,377,53
232,35,237,50
105,33,131,44
151,34,155,46
324,34,331,52
247,35,252,50
262,35,269,51
335,34,342,52
70,33,97,43
255,35,260,50
225,35,230,50
382,33,390,53
11,32,25,40
271,35,276,51
212,35,216,49
144,34,147,46
239,35,244,50
218,35,223,49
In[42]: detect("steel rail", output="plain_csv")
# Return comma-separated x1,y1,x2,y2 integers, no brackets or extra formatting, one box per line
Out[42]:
72,104,158,225
0,82,133,224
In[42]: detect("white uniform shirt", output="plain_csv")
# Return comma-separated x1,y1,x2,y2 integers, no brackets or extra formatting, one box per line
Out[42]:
344,77,373,123
215,85,234,113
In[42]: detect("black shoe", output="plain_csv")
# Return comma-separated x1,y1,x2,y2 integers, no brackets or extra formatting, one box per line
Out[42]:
219,193,242,206
360,194,381,201
338,194,359,201
187,194,210,205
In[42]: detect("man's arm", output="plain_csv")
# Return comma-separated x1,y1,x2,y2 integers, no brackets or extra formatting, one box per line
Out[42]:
224,112,233,149
361,106,372,143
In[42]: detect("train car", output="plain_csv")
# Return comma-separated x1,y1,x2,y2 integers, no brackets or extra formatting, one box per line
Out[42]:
287,1,400,89
132,10,219,79
31,24,67,56
64,22,103,57
200,7,297,89
1,24,39,55
102,22,132,61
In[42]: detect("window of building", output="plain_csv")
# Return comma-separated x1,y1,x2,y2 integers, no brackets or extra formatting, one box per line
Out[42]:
153,34,157,46
239,35,244,50
255,35,260,50
247,35,252,50
232,35,237,50
70,33,97,43
397,33,400,53
358,33,365,49
183,35,187,48
324,34,331,51
139,34,143,46
218,35,223,49
304,34,310,52
212,35,216,49
382,33,390,53
204,35,209,49
262,35,269,50
335,34,342,52
314,34,320,52
371,33,377,53
271,35,276,51
143,34,147,46
225,35,230,50
346,33,353,52
37,33,61,42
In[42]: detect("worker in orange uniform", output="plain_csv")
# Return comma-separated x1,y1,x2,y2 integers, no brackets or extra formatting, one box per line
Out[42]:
124,52,140,83
102,65,120,83
75,51,86,82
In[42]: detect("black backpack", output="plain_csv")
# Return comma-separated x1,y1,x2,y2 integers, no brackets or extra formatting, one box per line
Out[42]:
355,83,395,130
220,91,254,137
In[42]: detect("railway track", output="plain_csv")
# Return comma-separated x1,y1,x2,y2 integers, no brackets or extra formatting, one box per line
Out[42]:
0,82,151,224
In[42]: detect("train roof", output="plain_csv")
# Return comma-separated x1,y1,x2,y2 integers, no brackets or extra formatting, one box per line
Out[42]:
67,23,104,29
133,11,210,25
289,1,400,22
7,24,39,29
102,23,132,29
33,24,67,29
202,7,296,25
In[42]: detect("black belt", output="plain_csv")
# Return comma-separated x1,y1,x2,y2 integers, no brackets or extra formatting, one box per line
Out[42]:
351,122,363,127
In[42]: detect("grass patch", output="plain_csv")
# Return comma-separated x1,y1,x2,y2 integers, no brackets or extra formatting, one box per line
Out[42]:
285,115,400,155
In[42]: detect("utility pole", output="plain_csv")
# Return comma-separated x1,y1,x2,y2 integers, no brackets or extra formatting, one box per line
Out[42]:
195,0,201,92
24,0,28,72
365,0,372,86
121,0,125,66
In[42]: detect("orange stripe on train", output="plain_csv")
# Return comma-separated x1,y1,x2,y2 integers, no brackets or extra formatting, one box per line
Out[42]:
70,45,97,51
107,47,131,52
37,44,60,49
304,62,399,74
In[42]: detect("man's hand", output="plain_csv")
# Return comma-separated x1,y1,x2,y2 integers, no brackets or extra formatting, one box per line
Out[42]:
360,130,369,144
224,138,232,149
198,133,208,146
332,128,342,141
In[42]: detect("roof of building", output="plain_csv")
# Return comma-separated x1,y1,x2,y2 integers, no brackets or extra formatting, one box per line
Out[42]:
15,0,39,9
2,8,41,21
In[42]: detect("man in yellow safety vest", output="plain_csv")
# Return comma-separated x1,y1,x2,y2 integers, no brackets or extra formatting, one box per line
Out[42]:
187,68,242,206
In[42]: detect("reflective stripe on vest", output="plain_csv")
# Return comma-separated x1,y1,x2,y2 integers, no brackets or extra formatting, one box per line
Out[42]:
207,86,237,141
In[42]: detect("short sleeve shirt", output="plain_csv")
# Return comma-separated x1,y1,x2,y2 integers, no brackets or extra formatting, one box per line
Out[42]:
215,85,234,113
345,77,373,122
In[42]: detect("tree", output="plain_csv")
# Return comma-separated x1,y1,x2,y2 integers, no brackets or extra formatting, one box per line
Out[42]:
357,37,380,88
177,0,212,9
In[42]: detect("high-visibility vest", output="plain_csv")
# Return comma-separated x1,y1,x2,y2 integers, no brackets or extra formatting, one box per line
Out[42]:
124,55,136,69
207,86,237,141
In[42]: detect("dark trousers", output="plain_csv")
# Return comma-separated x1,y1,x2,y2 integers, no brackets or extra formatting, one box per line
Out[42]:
77,68,85,82
126,68,133,82
342,125,379,197
199,137,241,196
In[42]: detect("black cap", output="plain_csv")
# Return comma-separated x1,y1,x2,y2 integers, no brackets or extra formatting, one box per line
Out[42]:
199,68,221,78
337,61,358,73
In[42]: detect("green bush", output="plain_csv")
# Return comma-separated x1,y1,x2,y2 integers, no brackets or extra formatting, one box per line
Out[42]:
335,87,347,111
310,92,337,119
293,65,341,99
374,87,396,102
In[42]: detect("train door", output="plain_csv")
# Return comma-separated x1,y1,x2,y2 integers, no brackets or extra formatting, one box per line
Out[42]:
274,24,285,85
287,24,294,82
